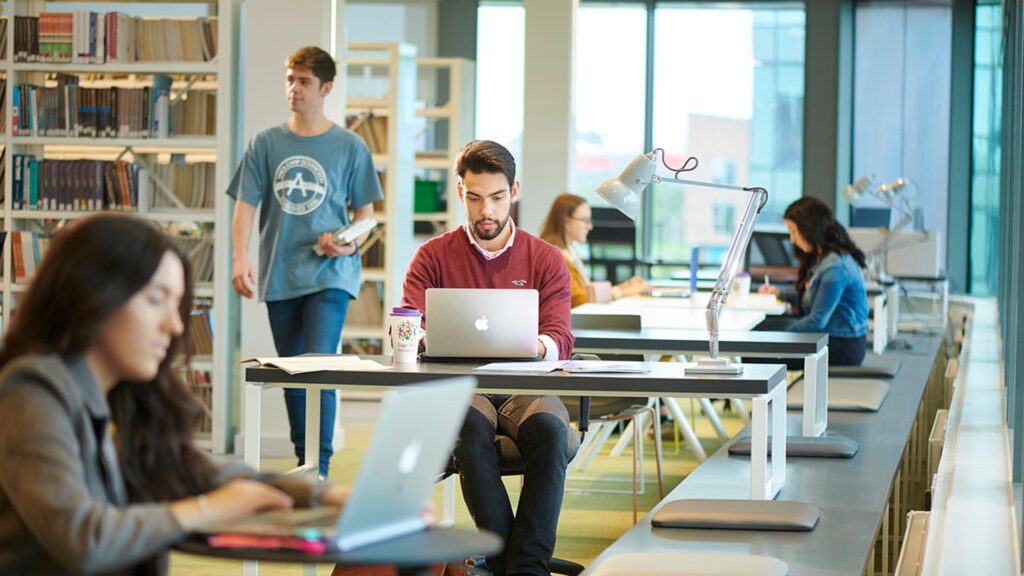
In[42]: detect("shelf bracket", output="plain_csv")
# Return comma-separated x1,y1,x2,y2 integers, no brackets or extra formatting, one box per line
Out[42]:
172,76,201,104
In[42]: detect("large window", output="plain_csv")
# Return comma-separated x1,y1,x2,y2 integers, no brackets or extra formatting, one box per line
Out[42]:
573,4,648,205
475,3,526,163
853,2,952,267
649,5,805,262
969,3,1003,295
477,2,805,267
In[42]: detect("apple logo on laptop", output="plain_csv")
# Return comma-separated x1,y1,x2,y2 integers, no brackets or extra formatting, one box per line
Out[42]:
398,440,422,475
475,316,489,331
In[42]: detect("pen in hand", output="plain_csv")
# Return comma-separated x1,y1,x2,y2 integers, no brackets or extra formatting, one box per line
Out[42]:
764,272,770,288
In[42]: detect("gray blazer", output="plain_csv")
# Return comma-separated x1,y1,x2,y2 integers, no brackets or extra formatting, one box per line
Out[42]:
0,354,320,575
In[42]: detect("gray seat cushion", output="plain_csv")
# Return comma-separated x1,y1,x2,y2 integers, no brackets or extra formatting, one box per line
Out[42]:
651,499,820,531
728,434,859,458
829,354,902,378
788,378,890,412
586,552,789,576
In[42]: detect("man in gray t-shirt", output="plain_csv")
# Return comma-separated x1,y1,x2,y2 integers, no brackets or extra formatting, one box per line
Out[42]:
227,46,382,478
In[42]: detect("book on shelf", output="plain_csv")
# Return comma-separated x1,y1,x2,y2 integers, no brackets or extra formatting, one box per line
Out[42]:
0,19,7,61
13,74,216,138
346,113,388,155
172,235,214,284
10,231,52,284
189,300,214,357
182,368,213,433
15,13,217,64
313,218,378,256
12,156,142,211
345,282,384,328
148,161,216,210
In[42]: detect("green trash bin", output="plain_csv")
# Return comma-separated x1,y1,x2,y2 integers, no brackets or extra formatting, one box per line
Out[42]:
414,179,444,213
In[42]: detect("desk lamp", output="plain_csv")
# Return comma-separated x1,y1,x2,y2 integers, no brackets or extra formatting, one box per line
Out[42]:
843,174,914,280
596,149,768,375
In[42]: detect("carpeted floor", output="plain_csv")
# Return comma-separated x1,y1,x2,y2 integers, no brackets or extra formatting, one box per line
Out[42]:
169,397,750,575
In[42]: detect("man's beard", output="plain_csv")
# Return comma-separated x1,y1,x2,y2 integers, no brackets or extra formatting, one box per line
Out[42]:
471,215,509,241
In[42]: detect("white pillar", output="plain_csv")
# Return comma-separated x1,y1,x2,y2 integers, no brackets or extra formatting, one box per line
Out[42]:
520,0,577,235
234,0,346,456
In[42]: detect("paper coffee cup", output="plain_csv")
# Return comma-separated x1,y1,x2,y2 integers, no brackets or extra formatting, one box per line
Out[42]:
390,307,422,364
731,273,752,299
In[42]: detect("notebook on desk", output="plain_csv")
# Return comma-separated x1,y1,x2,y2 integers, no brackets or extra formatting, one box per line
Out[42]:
423,288,540,361
195,377,475,551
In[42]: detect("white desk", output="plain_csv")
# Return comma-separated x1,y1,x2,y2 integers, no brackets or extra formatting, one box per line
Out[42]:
572,303,766,332
614,293,788,316
242,360,789,501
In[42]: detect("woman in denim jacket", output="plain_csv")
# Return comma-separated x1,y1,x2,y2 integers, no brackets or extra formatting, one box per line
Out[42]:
761,197,869,366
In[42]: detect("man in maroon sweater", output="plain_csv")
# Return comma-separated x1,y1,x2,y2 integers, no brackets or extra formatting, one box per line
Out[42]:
401,140,578,576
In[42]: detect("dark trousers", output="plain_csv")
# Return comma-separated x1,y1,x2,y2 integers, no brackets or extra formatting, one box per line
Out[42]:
745,333,868,370
452,394,580,576
266,288,350,477
829,334,868,366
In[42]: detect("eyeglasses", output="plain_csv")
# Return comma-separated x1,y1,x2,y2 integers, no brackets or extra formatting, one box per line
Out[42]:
568,216,593,226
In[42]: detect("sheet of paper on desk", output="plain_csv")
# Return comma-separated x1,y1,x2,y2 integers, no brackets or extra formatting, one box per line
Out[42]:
559,360,649,374
474,361,568,373
240,356,389,374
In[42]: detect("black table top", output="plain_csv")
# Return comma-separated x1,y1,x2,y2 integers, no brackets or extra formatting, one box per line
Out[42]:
244,356,788,398
572,328,827,356
177,526,502,567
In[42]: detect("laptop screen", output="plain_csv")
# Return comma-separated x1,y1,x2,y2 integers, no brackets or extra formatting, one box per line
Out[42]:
424,288,539,359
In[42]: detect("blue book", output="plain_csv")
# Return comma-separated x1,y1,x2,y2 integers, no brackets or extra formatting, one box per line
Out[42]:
151,74,173,135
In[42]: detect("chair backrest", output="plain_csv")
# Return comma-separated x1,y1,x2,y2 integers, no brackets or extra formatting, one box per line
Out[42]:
572,313,642,331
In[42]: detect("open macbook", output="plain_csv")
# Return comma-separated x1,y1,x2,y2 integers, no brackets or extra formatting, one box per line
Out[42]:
424,288,539,360
196,377,475,551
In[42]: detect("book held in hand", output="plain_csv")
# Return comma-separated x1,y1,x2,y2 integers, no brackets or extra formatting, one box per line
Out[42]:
313,218,378,256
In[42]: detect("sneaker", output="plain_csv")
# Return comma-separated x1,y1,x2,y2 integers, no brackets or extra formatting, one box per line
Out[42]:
454,556,493,576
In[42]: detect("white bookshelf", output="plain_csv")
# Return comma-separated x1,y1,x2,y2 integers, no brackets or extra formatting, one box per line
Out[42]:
411,58,475,237
0,0,240,453
342,42,416,348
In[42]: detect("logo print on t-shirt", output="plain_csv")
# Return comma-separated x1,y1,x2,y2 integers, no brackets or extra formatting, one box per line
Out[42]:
273,155,328,215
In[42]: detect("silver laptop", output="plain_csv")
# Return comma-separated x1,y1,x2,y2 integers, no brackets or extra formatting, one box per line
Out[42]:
198,377,475,551
425,288,539,359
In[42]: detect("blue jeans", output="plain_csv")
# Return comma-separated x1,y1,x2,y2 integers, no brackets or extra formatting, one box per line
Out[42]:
266,289,350,477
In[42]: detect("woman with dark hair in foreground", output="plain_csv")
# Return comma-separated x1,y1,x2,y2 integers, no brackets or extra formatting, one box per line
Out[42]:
0,214,347,575
761,197,870,366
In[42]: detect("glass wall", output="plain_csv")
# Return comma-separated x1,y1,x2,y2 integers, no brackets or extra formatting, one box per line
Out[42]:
852,2,952,268
649,5,804,263
970,2,1003,295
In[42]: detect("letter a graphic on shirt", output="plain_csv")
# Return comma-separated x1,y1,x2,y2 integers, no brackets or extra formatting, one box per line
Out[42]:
273,155,328,215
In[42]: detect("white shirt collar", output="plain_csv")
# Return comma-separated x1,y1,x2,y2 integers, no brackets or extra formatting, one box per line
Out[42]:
465,219,517,260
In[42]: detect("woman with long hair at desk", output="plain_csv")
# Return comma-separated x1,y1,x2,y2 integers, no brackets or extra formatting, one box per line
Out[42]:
0,214,348,575
541,193,651,307
760,197,870,366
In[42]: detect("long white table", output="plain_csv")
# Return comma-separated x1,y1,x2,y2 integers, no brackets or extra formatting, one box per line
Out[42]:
242,359,789,500
614,293,788,316
572,303,766,331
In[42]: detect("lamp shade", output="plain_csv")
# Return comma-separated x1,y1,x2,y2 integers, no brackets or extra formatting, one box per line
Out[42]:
594,153,657,220
841,175,873,206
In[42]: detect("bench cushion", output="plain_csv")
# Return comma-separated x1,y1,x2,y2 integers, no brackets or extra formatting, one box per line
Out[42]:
728,434,859,458
651,499,821,531
788,378,890,412
829,354,903,378
587,552,789,576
